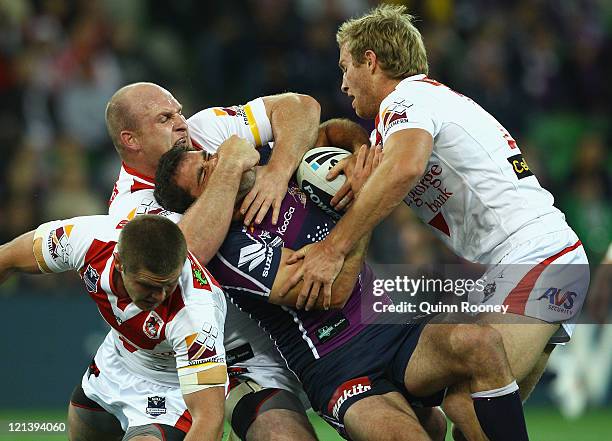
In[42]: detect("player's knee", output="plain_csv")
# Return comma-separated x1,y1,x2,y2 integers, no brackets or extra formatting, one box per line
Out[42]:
450,324,506,374
451,425,469,441
231,387,314,441
247,409,315,441
67,406,120,441
415,407,447,441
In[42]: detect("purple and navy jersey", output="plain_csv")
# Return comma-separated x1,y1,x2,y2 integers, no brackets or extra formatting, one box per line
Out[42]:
208,180,386,375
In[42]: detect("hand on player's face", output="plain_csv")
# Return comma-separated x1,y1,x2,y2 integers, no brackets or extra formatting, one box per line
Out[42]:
174,150,218,198
216,135,260,172
240,164,289,226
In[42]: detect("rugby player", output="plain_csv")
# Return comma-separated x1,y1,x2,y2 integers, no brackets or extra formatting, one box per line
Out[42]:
288,5,591,440
0,215,227,441
153,145,531,441
104,82,321,441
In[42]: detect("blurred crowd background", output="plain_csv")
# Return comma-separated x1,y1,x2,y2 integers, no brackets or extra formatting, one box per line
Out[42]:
0,0,610,273
0,0,610,423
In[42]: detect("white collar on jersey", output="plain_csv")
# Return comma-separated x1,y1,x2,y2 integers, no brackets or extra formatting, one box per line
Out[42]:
396,74,427,89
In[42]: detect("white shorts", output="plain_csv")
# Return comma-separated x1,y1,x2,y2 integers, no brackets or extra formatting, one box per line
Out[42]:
228,347,310,410
470,229,590,343
82,332,191,432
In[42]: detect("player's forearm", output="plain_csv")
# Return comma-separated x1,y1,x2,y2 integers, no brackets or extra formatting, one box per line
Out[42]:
184,415,223,441
266,93,320,180
316,118,369,152
328,160,421,256
179,164,243,265
183,387,225,441
0,231,40,284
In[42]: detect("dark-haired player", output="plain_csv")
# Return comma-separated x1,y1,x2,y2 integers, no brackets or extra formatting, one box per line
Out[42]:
154,145,531,441
0,215,226,441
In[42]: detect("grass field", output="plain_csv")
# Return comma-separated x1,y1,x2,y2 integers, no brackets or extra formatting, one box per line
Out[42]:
1,407,610,440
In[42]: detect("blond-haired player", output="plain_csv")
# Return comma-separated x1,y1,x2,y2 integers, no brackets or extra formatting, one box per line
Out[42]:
287,5,590,441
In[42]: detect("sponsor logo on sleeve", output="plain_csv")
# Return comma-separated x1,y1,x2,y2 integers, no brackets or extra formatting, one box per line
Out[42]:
381,100,413,135
213,105,250,127
136,198,173,217
185,322,218,362
507,154,533,180
48,225,74,264
327,377,372,420
143,311,164,339
83,264,100,293
146,396,167,416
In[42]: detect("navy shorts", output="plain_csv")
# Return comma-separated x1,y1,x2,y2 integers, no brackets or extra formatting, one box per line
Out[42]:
299,320,445,438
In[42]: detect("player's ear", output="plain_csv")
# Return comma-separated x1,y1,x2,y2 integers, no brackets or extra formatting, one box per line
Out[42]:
113,251,124,272
364,50,377,73
120,130,140,153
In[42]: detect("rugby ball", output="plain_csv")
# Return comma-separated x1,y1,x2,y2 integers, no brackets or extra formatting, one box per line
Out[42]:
296,146,350,220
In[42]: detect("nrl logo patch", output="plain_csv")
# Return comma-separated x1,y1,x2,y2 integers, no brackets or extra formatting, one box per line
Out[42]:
482,281,496,303
83,265,99,293
146,396,167,416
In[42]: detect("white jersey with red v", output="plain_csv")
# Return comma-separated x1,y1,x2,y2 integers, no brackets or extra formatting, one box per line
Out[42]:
34,215,226,387
372,75,569,264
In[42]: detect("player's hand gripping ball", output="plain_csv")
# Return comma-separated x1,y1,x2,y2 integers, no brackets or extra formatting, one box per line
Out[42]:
296,147,350,221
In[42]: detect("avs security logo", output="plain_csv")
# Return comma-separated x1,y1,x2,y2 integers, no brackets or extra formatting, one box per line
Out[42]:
381,100,413,136
146,396,167,416
537,287,577,314
238,234,283,277
507,154,533,180
143,311,164,339
48,225,74,264
328,377,372,420
185,322,219,365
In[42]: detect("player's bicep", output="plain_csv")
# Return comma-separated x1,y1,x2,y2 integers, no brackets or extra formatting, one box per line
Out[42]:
188,98,272,149
33,218,95,274
172,305,228,395
382,129,433,181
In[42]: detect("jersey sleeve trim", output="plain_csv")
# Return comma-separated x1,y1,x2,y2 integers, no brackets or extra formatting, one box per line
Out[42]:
33,221,61,273
245,98,273,146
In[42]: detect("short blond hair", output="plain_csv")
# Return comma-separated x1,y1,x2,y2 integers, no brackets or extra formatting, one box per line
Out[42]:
337,4,428,78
